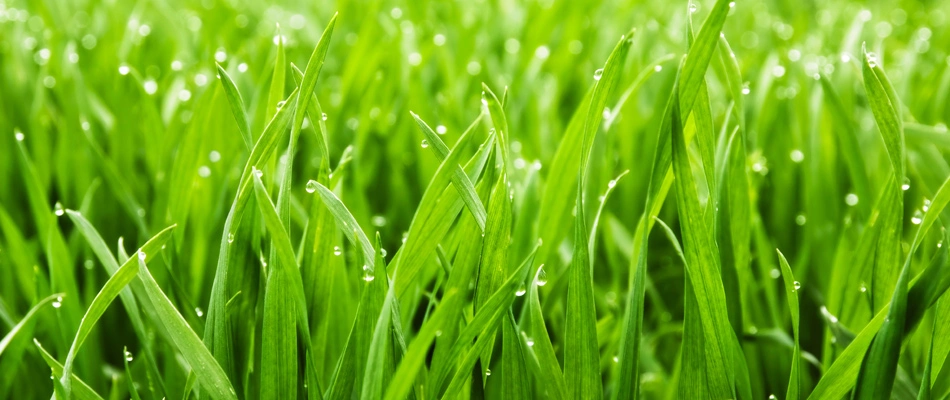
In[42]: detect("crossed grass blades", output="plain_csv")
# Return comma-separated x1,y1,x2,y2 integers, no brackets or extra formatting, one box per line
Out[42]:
2,0,950,398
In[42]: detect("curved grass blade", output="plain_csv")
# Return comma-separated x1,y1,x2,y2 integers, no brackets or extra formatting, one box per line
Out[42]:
410,111,487,230
0,293,62,357
33,339,104,400
776,250,801,400
216,63,252,151
136,252,238,400
60,258,140,398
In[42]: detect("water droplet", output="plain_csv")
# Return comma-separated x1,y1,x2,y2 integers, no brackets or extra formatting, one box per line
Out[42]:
118,64,130,75
125,350,134,362
238,63,248,73
436,125,447,135
654,65,663,72
859,282,868,293
372,215,387,227
144,79,158,95
306,179,318,193
795,214,806,226
526,337,535,347
485,368,491,377
15,131,25,141
923,198,931,212
195,307,204,317
790,149,804,163
911,210,923,225
435,330,443,337
728,1,735,7
901,177,911,191
421,139,429,148
793,281,801,291
138,251,146,261
688,2,698,13
228,232,235,243
535,265,548,286
380,248,388,257
515,282,527,297
276,100,285,110
52,296,63,308
769,395,777,400
593,68,604,80
613,356,619,363
54,202,65,217
362,265,375,282
845,193,859,206
769,268,781,279
741,82,751,95
253,168,263,178
608,179,617,189
333,246,342,256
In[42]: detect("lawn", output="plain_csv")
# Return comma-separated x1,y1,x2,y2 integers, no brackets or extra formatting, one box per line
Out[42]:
2,0,950,398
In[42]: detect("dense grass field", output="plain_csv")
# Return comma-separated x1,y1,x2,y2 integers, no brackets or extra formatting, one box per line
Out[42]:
2,0,950,398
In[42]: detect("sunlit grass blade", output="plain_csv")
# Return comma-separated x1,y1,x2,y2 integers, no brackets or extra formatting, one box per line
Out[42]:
0,293,61,357
60,256,140,398
33,339,104,400
216,63,253,150
136,247,238,400
776,250,801,400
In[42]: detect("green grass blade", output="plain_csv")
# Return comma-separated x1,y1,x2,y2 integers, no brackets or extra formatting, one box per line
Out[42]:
0,294,61,357
60,256,140,398
776,250,801,400
136,250,238,400
215,63,252,150
33,339,105,400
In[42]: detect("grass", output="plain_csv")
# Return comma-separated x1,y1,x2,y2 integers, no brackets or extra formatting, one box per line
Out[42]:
1,0,950,398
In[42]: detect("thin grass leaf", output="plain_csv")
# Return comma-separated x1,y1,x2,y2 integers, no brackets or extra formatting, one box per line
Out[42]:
216,63,252,150
33,339,104,400
0,293,61,357
776,250,801,400
60,256,140,398
136,248,238,400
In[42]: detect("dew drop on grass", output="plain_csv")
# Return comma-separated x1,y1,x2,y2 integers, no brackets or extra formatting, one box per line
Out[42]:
911,210,923,225
119,64,130,75
845,193,859,206
593,68,604,80
923,198,931,212
901,177,911,191
321,112,328,121
515,282,526,297
54,202,64,217
789,149,804,163
15,131,25,141
741,82,751,95
688,2,698,13
333,246,342,256
435,330,443,337
795,214,806,226
306,179,318,193
608,179,617,189
52,296,63,308
125,350,134,362
195,307,204,317
485,368,491,377
253,169,263,178
525,336,535,347
436,125,447,135
421,139,429,148
859,282,868,293
535,264,548,286
372,215,387,227
144,79,158,95
362,265,375,282
227,232,235,243
793,281,801,291
769,395,777,400
769,268,780,279
138,251,146,261
380,248,387,257
276,100,285,110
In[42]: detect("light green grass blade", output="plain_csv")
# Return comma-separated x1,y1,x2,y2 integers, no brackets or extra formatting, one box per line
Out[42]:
0,293,61,357
777,250,801,400
502,310,530,398
60,256,139,398
33,339,105,400
136,247,238,400
410,111,487,230
264,24,287,125
216,63,252,151
384,288,460,400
